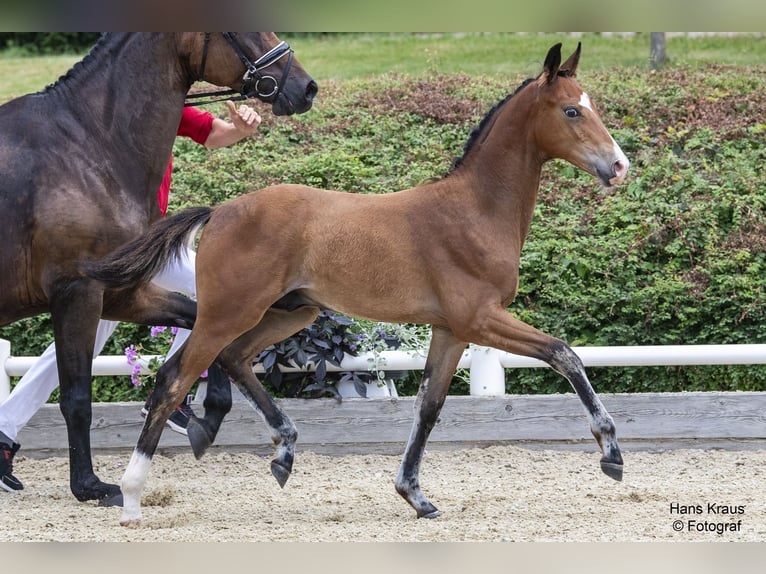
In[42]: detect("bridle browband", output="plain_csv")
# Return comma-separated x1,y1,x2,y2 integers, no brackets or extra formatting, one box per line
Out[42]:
184,32,294,107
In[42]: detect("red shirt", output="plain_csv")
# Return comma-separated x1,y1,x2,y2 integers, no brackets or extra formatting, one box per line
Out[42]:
157,107,214,216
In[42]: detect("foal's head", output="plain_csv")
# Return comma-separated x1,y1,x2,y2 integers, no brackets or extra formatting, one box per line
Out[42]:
529,43,629,186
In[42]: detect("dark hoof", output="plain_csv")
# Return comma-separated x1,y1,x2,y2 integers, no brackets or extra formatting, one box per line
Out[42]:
75,481,122,505
98,492,124,507
418,509,441,519
600,460,624,482
187,417,214,460
270,460,291,488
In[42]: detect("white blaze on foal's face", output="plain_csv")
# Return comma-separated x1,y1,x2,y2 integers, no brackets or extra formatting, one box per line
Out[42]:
578,90,630,184
579,91,594,112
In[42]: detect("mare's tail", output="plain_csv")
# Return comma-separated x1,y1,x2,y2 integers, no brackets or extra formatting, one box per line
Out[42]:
82,206,214,289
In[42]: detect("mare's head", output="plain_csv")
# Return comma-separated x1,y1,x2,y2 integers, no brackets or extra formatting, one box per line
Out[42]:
182,32,317,116
528,43,629,186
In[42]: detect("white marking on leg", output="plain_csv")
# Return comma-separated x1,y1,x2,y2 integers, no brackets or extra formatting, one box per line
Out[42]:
120,450,152,526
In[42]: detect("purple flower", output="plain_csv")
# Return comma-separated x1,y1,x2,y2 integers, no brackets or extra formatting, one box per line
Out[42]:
150,325,167,338
131,363,142,387
171,326,179,335
125,345,138,365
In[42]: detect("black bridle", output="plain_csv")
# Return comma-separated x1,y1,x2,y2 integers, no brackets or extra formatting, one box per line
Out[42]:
185,33,294,107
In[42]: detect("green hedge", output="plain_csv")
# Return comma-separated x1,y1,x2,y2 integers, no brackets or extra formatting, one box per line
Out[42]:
2,64,765,398
0,33,101,55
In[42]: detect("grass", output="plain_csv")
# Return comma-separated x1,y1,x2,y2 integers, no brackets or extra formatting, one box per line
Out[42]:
2,33,766,101
0,53,80,101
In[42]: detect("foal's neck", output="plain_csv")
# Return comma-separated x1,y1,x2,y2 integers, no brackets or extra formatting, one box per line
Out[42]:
453,93,545,243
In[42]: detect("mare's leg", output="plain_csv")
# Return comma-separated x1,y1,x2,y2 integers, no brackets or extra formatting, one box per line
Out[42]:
50,281,122,505
462,307,623,480
190,306,321,486
395,326,467,518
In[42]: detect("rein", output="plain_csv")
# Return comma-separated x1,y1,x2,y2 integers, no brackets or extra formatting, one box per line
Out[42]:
185,33,294,107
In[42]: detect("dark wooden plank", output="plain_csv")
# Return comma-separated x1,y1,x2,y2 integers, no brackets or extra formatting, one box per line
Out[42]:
14,392,766,456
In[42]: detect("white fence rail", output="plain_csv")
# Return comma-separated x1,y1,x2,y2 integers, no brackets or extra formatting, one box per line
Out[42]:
2,338,766,403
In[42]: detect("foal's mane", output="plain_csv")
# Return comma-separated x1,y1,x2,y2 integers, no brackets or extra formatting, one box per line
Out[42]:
447,76,537,175
38,33,113,95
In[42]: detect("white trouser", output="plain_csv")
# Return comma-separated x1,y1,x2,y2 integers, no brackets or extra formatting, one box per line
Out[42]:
0,247,196,442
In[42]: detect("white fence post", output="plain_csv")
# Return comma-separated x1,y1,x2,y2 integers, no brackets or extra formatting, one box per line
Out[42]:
0,339,11,402
469,346,506,396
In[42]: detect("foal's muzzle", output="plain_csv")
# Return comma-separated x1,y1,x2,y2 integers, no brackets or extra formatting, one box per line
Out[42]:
595,147,630,187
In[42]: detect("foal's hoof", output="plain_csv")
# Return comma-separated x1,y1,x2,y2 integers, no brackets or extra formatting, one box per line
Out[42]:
418,509,442,519
600,460,624,482
270,460,291,488
187,417,214,460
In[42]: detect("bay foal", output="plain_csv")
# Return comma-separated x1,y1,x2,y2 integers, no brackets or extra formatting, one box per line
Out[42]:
86,43,629,524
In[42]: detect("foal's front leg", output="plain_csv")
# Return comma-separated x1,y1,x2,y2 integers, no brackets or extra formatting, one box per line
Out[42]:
469,307,623,480
395,326,467,518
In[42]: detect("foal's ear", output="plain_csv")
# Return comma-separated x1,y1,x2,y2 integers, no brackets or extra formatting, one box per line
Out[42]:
542,43,562,84
559,42,582,77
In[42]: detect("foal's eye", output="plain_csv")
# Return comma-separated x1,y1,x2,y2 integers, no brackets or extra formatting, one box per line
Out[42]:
565,107,580,118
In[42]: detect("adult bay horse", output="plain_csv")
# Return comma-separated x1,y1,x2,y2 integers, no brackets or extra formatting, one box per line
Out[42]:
0,33,316,506
85,43,628,524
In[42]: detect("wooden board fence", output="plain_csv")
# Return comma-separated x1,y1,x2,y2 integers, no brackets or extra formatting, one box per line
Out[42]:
15,391,766,457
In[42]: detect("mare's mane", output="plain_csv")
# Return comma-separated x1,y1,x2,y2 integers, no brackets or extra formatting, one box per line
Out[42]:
447,76,537,175
37,33,113,95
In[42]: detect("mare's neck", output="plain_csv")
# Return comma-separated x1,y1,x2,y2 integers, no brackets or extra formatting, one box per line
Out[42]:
44,34,189,149
42,33,192,217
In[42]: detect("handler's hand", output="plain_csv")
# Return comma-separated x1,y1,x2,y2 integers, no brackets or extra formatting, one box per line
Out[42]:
226,100,261,135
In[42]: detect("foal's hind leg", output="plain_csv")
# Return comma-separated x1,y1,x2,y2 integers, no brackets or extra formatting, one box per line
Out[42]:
182,360,232,455
395,326,467,518
102,284,233,452
190,306,321,486
120,353,204,526
464,307,623,480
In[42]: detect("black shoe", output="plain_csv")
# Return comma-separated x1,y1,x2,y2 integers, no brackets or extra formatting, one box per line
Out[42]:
140,393,196,436
0,440,24,492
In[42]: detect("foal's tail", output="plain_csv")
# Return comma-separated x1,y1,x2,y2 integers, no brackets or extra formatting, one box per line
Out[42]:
82,206,214,289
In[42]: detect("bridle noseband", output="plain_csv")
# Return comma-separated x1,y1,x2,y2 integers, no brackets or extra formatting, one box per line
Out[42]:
185,32,295,107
